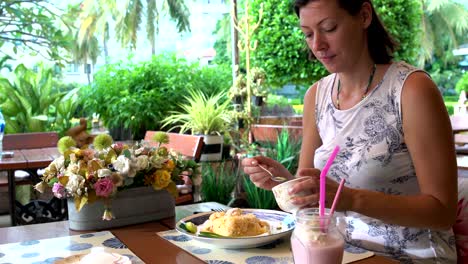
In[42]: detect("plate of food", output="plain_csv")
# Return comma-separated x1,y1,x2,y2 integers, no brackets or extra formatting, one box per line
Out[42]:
175,208,295,249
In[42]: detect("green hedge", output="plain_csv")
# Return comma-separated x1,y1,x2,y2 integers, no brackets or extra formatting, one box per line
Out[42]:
80,54,232,139
247,0,422,87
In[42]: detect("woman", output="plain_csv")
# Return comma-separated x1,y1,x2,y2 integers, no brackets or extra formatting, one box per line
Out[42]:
242,0,458,263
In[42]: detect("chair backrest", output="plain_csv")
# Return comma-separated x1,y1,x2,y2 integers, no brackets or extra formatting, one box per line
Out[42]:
144,131,204,162
3,132,59,150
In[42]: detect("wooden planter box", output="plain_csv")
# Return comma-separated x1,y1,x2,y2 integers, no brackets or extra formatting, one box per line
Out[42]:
68,187,175,231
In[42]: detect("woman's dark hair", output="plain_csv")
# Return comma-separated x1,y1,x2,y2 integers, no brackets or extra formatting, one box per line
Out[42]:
294,0,397,64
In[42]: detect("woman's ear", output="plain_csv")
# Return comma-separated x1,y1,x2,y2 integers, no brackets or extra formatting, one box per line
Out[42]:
360,2,372,29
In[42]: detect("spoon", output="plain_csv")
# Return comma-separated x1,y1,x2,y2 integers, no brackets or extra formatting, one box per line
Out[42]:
257,164,287,182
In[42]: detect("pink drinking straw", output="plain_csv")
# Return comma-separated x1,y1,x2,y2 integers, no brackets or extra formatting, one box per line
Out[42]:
329,178,346,218
319,145,340,218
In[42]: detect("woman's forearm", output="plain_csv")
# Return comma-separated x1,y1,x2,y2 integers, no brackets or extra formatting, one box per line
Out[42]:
346,188,457,230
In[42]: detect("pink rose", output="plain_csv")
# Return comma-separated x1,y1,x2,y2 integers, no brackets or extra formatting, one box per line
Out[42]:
112,143,124,153
52,182,66,198
94,178,114,198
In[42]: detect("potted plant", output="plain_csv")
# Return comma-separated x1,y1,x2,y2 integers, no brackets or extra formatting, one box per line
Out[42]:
228,74,247,104
250,67,268,106
34,132,199,230
162,89,232,161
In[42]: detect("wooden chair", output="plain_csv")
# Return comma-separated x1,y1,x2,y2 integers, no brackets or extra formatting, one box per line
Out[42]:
450,116,468,155
451,115,468,135
144,131,204,162
1,132,59,184
0,132,67,224
144,131,204,204
3,132,59,150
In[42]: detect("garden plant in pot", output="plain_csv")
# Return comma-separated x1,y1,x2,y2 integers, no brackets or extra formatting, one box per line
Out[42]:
162,89,232,161
228,74,247,105
34,132,199,230
250,67,268,106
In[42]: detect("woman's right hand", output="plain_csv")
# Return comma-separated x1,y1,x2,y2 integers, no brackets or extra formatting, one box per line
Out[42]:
241,156,294,190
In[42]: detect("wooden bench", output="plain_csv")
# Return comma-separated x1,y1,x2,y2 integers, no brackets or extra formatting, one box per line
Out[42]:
144,131,204,204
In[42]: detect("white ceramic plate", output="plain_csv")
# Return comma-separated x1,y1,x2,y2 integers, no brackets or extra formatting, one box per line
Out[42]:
175,208,295,249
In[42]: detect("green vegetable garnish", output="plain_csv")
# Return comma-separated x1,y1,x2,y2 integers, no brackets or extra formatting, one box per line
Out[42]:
185,222,197,233
198,231,227,238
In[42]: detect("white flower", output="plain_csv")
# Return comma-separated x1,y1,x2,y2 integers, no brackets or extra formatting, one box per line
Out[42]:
53,156,65,172
67,162,80,174
135,155,149,171
97,169,112,178
150,155,165,168
135,147,145,156
113,155,137,178
70,153,77,162
66,173,85,196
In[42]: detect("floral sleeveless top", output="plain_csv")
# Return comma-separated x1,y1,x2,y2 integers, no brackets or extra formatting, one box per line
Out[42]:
313,61,457,263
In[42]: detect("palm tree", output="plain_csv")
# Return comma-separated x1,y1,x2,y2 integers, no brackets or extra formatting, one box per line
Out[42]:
78,0,190,55
72,33,100,85
77,0,115,64
419,0,468,66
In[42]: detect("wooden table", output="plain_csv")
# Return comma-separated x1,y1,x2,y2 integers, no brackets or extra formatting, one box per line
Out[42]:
0,147,60,226
0,203,396,264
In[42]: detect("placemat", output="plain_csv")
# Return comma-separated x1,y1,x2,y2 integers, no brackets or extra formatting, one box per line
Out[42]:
158,229,374,264
0,231,144,264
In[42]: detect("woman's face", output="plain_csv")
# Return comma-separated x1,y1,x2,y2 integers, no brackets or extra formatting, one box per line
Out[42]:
299,0,370,73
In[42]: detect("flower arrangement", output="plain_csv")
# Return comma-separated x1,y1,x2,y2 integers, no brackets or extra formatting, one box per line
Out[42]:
35,132,199,220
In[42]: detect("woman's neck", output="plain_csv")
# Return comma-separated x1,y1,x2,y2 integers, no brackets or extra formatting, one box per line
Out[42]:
337,59,376,93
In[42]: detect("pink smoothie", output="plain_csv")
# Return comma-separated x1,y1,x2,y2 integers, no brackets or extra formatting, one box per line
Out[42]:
291,235,344,264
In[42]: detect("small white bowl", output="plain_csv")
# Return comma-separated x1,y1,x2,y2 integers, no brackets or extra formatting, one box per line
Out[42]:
272,177,312,213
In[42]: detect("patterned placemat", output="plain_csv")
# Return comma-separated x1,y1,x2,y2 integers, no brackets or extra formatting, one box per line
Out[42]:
157,229,374,264
0,231,144,264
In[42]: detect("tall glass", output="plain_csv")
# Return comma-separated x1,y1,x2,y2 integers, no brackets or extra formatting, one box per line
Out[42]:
291,208,344,264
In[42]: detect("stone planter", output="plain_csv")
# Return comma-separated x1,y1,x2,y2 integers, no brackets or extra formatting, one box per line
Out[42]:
200,134,223,162
68,187,175,231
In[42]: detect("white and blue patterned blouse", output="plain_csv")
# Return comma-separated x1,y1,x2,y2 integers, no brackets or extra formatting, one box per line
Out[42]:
313,61,457,263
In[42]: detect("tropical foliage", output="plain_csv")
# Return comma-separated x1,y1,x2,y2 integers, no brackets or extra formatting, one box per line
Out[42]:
243,175,278,209
242,128,302,209
456,72,468,94
162,89,232,135
0,0,76,62
212,0,423,88
80,54,232,139
419,0,468,66
77,0,190,55
0,64,80,135
200,162,238,205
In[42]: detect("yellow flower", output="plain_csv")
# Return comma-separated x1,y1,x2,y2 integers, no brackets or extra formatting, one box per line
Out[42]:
163,159,175,170
152,169,171,190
